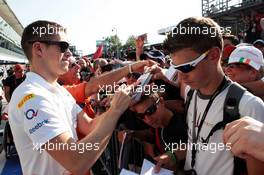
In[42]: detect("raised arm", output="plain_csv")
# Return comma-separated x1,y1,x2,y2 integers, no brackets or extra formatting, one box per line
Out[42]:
84,60,156,97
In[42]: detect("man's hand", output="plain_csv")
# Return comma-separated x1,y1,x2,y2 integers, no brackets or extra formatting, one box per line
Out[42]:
154,153,177,173
148,65,178,86
131,60,157,73
110,84,132,116
146,65,167,81
135,35,146,60
135,36,145,50
223,117,264,162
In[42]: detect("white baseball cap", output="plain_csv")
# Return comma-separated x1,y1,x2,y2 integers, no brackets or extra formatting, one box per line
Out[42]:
228,46,264,70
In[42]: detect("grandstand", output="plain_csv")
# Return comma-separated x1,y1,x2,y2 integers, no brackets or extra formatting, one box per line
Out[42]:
202,0,264,37
158,0,264,43
0,0,27,64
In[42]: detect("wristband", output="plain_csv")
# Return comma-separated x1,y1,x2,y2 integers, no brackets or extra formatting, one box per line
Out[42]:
129,64,133,74
165,151,177,164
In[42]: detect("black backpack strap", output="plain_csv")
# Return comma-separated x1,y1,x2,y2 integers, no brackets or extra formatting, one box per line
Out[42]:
202,82,246,143
223,82,245,124
224,83,247,175
202,82,247,175
201,121,224,144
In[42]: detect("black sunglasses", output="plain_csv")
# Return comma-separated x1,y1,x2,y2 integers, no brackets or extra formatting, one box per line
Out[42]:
136,98,160,119
28,40,70,53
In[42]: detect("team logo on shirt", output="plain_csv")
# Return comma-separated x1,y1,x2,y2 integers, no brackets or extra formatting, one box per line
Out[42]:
25,109,38,120
17,94,35,109
29,119,49,134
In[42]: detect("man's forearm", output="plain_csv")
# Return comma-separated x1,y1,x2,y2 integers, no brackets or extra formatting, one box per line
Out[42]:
4,87,10,102
47,88,131,174
85,60,153,97
247,140,264,163
85,65,130,97
77,108,118,136
242,80,264,97
53,108,122,174
246,157,264,175
5,94,10,103
76,108,122,171
136,48,143,61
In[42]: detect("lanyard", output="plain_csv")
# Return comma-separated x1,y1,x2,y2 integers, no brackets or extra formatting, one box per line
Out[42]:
155,128,164,153
191,77,230,169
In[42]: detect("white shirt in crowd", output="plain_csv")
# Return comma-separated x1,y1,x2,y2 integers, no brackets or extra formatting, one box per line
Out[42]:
184,83,264,175
8,72,82,175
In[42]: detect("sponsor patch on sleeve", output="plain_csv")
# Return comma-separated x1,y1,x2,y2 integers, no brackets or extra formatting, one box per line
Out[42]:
17,94,35,109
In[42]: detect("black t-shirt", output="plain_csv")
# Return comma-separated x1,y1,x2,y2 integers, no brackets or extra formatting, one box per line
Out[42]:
3,74,25,98
119,109,188,153
155,112,188,153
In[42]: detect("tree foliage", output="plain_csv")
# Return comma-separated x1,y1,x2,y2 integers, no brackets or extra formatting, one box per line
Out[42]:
104,35,137,58
123,35,136,50
104,35,122,53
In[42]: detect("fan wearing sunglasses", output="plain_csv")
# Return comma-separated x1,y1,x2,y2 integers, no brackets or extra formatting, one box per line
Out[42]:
131,93,187,172
162,17,264,175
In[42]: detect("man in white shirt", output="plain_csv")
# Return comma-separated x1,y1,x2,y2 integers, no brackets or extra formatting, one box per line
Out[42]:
159,17,264,175
8,20,151,175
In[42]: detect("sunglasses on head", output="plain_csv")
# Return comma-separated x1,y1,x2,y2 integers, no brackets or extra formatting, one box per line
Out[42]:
136,98,160,119
28,40,70,53
170,50,209,73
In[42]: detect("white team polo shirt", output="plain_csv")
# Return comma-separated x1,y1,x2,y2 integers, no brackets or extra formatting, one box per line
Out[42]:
8,72,82,175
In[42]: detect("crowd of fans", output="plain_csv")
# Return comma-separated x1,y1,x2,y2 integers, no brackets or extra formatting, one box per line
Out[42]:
1,16,264,175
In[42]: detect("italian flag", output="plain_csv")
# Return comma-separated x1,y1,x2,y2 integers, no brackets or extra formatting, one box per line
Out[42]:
239,57,251,64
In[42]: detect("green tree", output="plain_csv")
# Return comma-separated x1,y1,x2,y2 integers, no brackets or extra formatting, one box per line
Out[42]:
104,35,122,57
123,35,136,50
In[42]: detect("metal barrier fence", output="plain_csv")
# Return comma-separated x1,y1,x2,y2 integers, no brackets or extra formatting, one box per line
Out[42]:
92,129,145,175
